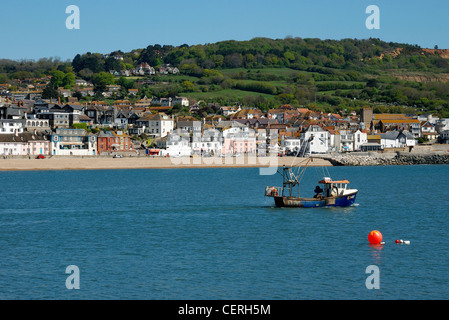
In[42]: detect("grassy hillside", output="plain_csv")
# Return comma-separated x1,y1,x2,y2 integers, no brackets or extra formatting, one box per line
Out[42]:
2,37,449,117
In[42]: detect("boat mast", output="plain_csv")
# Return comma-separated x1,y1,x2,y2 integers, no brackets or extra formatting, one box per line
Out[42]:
276,134,315,198
279,165,300,197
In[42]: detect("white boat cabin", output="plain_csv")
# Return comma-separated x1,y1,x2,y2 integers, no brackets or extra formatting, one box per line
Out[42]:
316,177,358,197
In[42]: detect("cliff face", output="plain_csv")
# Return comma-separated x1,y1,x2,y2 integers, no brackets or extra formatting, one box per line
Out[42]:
421,48,449,59
378,48,449,83
379,48,449,60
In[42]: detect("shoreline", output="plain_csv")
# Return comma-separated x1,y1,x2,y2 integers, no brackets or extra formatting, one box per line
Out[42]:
0,156,332,172
1,152,448,172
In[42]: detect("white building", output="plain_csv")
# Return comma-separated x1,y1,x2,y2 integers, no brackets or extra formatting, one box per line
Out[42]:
300,125,329,154
220,106,241,117
114,111,130,128
416,113,439,124
25,117,50,132
173,96,189,107
151,97,172,107
163,131,192,157
380,131,415,149
51,129,97,156
176,120,202,134
0,131,50,156
354,130,368,151
136,113,174,138
435,119,449,133
0,120,24,134
334,130,354,152
333,129,367,152
75,79,89,86
281,136,303,153
191,128,222,156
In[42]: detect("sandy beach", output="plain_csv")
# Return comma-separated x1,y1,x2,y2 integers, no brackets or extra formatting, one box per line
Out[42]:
0,156,332,171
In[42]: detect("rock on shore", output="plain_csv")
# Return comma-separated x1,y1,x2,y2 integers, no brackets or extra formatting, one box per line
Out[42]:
318,152,449,166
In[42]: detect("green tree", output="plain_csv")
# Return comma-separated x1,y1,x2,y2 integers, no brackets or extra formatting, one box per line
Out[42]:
50,70,66,88
104,57,123,72
212,55,224,68
72,52,105,73
244,53,256,68
92,72,115,93
11,71,31,80
62,72,76,89
0,73,8,83
180,63,202,77
284,51,295,63
42,84,60,99
181,80,196,92
117,77,135,90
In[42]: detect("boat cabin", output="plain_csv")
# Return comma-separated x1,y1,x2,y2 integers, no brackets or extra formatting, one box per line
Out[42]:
316,177,352,198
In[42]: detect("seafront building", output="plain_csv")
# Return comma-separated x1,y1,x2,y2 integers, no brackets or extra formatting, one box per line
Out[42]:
51,129,96,156
97,130,134,155
0,131,50,157
221,126,257,155
162,129,192,157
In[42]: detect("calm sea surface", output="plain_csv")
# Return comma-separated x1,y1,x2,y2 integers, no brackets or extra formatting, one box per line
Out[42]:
0,165,448,300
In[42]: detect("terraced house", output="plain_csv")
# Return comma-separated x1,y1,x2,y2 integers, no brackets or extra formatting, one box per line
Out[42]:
97,130,134,155
51,129,96,156
0,130,50,156
135,113,174,138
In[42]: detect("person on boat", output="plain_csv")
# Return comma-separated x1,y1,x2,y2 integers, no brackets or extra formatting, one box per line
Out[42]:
314,185,324,199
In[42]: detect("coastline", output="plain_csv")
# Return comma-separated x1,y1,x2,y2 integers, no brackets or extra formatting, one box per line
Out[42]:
0,156,332,172
1,151,448,172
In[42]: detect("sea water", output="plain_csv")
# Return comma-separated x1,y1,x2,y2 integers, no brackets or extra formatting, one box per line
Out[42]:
0,165,448,299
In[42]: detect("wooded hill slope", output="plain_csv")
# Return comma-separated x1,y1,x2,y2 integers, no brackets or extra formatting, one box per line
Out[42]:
2,37,449,117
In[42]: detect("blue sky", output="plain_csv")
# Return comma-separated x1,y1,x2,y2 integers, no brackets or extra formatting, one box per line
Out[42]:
1,0,448,61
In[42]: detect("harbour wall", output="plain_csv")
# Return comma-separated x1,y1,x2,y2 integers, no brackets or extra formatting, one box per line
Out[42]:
318,152,449,166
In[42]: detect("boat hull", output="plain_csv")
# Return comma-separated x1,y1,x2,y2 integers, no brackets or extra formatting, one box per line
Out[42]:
273,192,358,208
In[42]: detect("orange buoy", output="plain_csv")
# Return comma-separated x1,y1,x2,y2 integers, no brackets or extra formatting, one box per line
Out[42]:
368,230,383,244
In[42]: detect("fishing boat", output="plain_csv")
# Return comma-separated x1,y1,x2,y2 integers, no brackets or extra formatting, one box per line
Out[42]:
265,165,358,208
265,135,358,208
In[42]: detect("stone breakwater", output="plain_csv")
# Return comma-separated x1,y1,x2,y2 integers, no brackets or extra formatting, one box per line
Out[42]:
318,152,449,166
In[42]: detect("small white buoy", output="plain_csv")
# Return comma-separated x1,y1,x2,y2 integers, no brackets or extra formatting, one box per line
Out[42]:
395,239,410,245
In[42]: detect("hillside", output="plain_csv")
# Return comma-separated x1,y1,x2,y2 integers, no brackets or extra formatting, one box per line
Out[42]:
2,37,449,117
